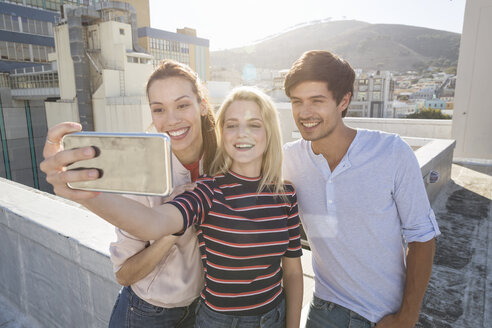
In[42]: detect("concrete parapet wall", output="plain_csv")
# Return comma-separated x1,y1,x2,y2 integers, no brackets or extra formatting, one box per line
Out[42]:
344,117,453,139
277,104,454,144
0,179,119,328
406,137,456,204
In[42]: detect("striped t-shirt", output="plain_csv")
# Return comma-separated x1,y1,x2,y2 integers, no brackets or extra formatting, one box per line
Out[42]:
169,171,302,316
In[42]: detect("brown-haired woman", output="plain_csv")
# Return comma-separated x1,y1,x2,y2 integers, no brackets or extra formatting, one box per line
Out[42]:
40,60,217,328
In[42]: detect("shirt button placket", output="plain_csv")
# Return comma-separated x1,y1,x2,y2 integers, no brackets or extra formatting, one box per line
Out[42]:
326,176,334,211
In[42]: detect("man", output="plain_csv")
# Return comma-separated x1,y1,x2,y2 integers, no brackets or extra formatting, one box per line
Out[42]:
282,50,440,328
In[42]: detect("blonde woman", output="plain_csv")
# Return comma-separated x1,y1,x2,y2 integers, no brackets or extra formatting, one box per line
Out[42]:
41,87,303,328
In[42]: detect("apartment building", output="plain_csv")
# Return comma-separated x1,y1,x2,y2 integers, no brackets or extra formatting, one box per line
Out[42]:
0,0,209,191
138,26,210,81
348,70,394,118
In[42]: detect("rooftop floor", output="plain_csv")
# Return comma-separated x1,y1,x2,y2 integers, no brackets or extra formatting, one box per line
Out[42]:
417,163,492,328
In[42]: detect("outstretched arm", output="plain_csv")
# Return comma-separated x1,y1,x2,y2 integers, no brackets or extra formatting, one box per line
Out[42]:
376,238,435,328
282,256,303,328
41,122,184,240
81,194,183,241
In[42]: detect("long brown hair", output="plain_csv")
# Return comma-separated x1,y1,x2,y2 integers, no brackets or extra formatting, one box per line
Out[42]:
146,60,217,174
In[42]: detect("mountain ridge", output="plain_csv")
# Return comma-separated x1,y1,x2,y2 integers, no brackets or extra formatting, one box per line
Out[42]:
211,20,460,72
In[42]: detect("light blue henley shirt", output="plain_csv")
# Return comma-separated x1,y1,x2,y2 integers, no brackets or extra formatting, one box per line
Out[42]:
283,129,440,323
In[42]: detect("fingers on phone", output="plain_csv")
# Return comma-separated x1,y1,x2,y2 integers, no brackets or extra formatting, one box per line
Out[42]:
43,122,82,158
46,168,99,188
65,168,101,181
46,122,81,143
53,147,95,168
46,168,100,200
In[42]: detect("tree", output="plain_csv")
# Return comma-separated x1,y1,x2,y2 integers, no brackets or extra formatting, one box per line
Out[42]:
406,108,451,119
444,66,457,75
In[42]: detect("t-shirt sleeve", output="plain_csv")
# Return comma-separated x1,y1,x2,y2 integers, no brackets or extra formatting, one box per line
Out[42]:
393,137,441,243
168,176,214,233
284,186,303,258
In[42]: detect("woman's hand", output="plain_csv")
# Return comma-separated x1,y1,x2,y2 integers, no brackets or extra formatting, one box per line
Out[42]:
163,182,197,203
40,122,101,201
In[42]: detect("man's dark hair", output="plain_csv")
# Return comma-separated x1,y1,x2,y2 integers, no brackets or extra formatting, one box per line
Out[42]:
284,50,355,117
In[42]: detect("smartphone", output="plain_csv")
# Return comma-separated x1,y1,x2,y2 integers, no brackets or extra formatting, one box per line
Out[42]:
62,132,172,196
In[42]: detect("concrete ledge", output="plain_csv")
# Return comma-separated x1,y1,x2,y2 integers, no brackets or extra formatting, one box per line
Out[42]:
345,117,453,139
406,137,456,204
0,178,119,328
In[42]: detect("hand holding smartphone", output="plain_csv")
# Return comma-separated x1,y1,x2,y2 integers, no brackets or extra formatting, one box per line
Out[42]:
62,132,172,196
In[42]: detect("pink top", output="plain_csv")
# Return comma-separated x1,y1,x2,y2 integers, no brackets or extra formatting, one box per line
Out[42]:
109,154,204,308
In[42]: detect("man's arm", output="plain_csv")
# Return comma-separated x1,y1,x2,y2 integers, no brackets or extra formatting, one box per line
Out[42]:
115,235,178,286
376,238,435,328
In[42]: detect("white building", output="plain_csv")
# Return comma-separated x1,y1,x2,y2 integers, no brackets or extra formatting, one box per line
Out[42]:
348,70,394,118
392,100,417,118
45,5,154,132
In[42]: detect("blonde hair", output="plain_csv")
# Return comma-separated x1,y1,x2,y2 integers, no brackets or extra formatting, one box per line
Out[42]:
146,60,217,174
210,87,285,195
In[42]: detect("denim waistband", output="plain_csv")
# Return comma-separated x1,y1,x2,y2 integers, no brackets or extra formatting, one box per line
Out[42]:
313,295,376,327
127,286,198,310
196,293,285,324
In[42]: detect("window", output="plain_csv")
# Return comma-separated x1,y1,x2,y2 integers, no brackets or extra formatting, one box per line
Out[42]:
12,16,20,32
7,42,16,59
40,21,48,35
28,19,35,34
119,28,125,35
40,46,47,62
22,44,30,61
5,15,12,31
47,22,53,36
35,20,42,34
32,45,40,61
21,17,29,33
0,42,7,59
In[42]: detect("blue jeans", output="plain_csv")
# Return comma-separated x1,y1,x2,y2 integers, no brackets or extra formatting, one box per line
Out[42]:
108,286,198,328
306,295,376,328
194,298,285,328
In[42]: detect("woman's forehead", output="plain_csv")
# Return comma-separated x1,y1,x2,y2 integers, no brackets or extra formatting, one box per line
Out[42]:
148,77,196,100
225,100,262,120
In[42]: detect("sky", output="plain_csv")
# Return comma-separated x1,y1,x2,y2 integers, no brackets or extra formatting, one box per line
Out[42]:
149,0,467,51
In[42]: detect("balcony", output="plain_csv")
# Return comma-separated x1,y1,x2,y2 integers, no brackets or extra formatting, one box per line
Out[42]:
7,65,60,100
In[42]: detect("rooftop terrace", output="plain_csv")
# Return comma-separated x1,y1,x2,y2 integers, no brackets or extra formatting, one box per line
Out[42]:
1,135,491,327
